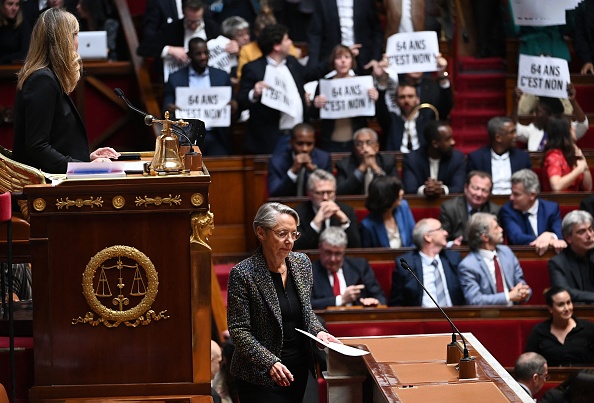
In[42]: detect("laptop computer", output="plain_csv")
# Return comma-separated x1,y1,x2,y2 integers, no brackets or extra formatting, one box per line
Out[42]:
78,31,108,60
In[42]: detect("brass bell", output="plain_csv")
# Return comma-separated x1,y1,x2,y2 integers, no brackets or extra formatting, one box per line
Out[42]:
149,111,186,173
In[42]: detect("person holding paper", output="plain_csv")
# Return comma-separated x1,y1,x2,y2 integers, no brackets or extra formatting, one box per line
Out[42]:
227,202,341,403
162,37,236,156
540,115,592,192
220,16,250,82
311,44,379,152
12,8,119,174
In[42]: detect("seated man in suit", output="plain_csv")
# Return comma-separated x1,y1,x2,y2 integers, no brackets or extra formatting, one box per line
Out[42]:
335,127,399,195
402,120,466,196
267,123,332,197
499,169,566,255
391,218,464,306
549,210,594,304
513,352,548,400
311,227,386,309
467,116,532,195
162,37,236,156
459,212,532,305
439,170,500,243
294,169,361,250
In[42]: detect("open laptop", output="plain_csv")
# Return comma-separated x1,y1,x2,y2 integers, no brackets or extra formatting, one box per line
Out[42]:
77,31,108,60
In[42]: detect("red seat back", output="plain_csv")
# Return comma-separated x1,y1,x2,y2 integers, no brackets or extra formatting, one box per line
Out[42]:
369,261,395,300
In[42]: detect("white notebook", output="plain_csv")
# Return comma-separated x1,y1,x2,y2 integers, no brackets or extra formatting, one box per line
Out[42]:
78,31,108,60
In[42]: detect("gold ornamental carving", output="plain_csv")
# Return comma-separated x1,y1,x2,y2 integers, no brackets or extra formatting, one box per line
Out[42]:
56,196,103,210
190,193,204,207
33,198,46,212
191,211,214,251
112,195,126,209
135,194,181,207
72,245,169,328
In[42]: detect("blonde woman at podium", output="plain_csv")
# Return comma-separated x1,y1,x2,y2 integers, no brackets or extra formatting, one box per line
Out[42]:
227,202,341,403
12,8,118,174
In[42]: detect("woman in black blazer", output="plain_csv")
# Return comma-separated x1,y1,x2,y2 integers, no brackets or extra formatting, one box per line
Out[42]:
12,8,118,174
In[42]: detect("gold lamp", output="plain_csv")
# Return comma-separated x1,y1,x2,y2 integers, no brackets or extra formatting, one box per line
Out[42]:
146,111,189,174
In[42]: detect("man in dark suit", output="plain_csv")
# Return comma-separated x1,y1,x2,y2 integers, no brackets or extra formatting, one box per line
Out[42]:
499,169,566,255
466,116,532,195
139,0,181,48
311,227,386,309
306,0,383,76
391,218,465,307
267,123,332,197
402,121,466,196
459,213,532,305
162,37,236,156
335,127,399,195
440,171,500,243
549,210,594,304
294,169,361,250
238,24,313,154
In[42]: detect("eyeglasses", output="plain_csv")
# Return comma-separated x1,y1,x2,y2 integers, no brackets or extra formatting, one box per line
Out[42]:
538,372,550,381
312,190,335,197
268,229,301,241
426,226,444,234
354,140,377,148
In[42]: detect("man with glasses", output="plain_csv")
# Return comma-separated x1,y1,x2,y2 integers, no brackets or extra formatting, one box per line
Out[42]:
549,210,594,303
335,128,400,195
513,352,548,399
294,169,361,250
311,227,385,309
391,218,464,307
440,171,500,243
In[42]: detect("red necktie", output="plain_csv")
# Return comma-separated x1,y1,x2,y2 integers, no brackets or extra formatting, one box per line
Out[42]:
494,255,504,293
333,272,341,296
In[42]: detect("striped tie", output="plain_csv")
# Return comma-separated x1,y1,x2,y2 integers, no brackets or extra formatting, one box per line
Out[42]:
432,260,446,306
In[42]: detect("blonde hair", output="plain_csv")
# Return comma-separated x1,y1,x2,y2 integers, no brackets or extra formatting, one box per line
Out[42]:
17,8,81,94
0,0,24,28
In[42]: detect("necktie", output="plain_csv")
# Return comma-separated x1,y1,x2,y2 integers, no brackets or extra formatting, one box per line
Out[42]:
469,208,478,216
332,272,341,296
493,255,504,293
523,212,535,236
432,260,446,305
296,167,306,197
364,168,374,196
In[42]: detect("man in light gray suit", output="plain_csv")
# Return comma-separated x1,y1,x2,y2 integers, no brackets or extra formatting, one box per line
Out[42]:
439,170,500,243
459,212,532,305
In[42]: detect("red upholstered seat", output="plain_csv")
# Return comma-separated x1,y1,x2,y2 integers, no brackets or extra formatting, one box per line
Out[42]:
369,261,395,301
520,260,549,305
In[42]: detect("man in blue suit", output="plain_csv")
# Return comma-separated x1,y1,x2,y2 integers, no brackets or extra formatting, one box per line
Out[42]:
459,213,532,305
162,37,236,155
499,169,566,255
311,227,386,309
467,116,532,195
391,218,464,307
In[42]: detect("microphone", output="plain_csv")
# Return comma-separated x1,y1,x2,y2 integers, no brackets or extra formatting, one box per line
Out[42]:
399,258,471,361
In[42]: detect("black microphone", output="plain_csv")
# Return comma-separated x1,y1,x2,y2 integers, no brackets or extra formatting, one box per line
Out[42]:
399,258,470,359
114,88,152,119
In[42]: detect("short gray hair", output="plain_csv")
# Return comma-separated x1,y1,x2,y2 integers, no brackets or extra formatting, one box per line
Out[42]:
352,127,378,142
221,16,249,38
307,169,336,192
253,202,300,234
561,210,593,238
412,219,435,249
319,226,348,247
514,352,547,382
466,212,496,251
511,169,540,194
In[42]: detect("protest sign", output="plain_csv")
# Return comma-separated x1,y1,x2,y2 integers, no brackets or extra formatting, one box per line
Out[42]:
175,86,232,127
517,54,570,98
261,65,299,117
207,35,237,74
385,31,439,74
318,76,375,119
163,58,189,83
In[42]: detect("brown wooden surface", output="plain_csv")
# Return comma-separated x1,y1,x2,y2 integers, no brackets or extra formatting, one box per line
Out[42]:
25,172,212,399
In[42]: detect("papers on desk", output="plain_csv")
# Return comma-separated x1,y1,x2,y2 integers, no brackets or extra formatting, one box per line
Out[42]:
66,162,126,179
296,328,369,357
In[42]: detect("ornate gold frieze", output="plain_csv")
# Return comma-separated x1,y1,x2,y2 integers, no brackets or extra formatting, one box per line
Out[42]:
190,193,204,207
112,195,126,209
135,194,182,207
56,196,103,210
190,211,214,250
72,245,169,328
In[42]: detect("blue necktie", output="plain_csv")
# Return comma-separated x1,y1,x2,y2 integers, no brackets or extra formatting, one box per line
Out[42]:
432,260,446,306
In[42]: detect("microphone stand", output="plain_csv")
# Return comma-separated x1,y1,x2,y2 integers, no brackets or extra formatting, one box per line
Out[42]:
399,258,476,379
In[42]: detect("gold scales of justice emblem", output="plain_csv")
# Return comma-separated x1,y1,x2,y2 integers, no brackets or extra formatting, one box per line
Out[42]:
72,245,169,328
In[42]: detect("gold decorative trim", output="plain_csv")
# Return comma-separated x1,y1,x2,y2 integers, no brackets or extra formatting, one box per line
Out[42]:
190,211,214,250
56,196,103,210
72,245,169,328
190,193,204,207
112,195,125,209
33,198,46,212
135,194,181,207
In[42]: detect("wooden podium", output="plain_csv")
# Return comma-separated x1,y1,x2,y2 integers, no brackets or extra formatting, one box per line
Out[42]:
23,170,213,401
325,333,533,403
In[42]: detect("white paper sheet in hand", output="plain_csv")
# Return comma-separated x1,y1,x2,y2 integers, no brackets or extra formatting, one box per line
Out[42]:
295,328,369,357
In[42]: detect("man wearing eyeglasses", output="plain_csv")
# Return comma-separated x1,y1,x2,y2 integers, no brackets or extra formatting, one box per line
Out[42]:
391,218,464,307
335,127,400,195
513,352,548,399
311,227,386,309
294,169,361,250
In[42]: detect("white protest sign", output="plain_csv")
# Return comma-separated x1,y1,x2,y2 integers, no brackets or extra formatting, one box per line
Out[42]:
319,76,375,119
163,58,190,83
385,31,439,74
175,86,232,127
510,0,566,26
261,65,297,117
517,54,570,98
207,35,237,74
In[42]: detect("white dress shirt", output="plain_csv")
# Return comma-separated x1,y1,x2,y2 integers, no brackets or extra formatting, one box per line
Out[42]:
491,150,512,195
